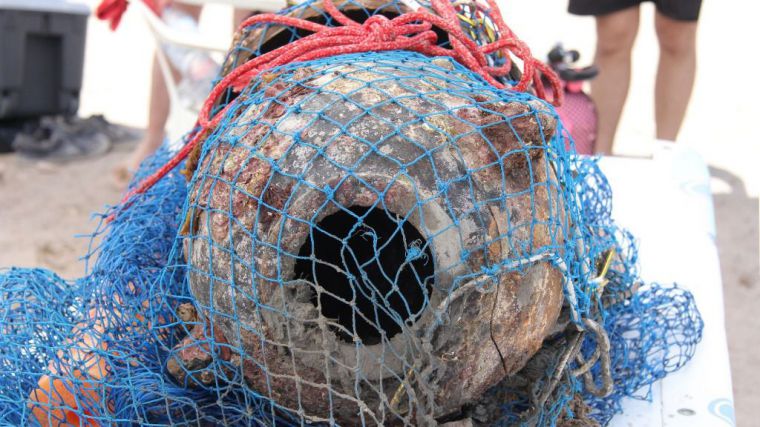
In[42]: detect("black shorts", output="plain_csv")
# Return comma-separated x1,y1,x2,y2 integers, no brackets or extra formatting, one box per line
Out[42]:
568,0,702,21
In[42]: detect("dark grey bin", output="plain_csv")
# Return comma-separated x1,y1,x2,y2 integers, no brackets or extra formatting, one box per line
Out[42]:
0,0,89,119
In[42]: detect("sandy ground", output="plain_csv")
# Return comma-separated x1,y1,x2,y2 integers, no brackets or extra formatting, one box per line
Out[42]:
0,0,757,425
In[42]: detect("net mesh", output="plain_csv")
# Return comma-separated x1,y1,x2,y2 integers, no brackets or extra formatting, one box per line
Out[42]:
0,1,703,425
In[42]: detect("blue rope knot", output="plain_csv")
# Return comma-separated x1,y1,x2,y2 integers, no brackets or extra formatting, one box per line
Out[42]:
480,264,499,277
322,184,335,200
405,244,423,263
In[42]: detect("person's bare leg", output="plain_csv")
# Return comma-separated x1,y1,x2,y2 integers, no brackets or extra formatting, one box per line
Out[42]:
128,56,169,170
130,2,202,171
112,56,171,187
590,7,640,155
233,8,254,27
173,3,202,17
113,4,203,188
654,13,697,141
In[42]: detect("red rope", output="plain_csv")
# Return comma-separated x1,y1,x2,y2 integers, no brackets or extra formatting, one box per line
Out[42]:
109,0,562,220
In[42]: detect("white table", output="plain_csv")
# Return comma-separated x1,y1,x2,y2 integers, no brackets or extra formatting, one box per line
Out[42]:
601,144,736,427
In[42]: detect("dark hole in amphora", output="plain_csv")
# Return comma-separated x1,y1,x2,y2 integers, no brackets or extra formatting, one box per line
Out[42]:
295,205,434,345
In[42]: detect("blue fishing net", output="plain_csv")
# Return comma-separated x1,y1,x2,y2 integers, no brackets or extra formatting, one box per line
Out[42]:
0,0,702,425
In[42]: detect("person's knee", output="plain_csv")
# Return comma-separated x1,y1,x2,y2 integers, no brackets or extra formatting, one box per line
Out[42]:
595,7,640,58
655,13,697,57
172,2,203,19
596,31,636,59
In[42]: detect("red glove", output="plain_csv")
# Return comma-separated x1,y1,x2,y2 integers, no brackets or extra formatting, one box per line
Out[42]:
95,0,129,30
95,0,163,30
